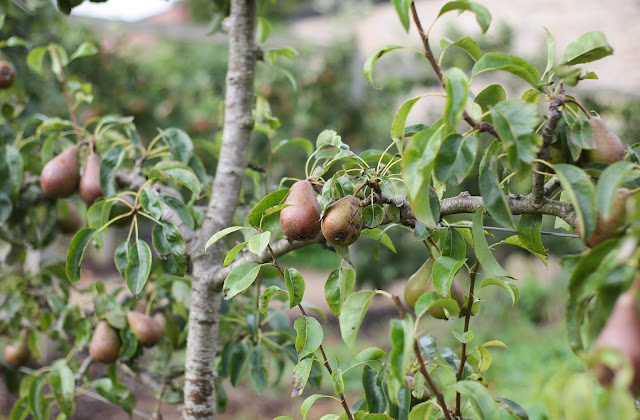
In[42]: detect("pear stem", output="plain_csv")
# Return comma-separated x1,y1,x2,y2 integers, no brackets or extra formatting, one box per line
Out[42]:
455,260,480,417
565,98,591,120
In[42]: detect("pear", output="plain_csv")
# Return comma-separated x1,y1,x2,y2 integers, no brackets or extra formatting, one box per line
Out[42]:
582,117,626,165
79,151,102,205
89,321,121,364
280,180,322,240
40,145,80,198
0,61,15,89
403,258,465,319
593,291,640,393
127,311,163,347
4,331,29,368
577,188,629,247
321,195,363,247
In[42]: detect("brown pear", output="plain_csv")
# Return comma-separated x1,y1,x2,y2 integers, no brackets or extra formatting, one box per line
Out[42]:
582,117,626,165
79,151,102,205
593,291,640,393
280,180,322,240
89,321,121,364
4,332,29,368
0,61,15,89
127,311,163,347
321,195,363,247
577,188,629,247
403,258,465,319
40,145,80,198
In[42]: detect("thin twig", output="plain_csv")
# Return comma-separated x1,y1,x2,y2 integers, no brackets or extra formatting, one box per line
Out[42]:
266,245,354,420
440,223,579,238
455,261,480,417
391,295,453,420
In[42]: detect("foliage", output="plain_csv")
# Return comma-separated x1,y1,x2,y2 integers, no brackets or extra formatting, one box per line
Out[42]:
1,0,640,419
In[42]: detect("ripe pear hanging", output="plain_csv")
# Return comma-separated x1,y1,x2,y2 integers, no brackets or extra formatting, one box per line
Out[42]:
593,290,640,393
3,332,29,368
40,145,80,198
321,195,363,247
127,311,163,347
403,257,465,319
89,321,121,364
0,61,15,89
582,116,626,165
280,180,322,240
80,151,103,205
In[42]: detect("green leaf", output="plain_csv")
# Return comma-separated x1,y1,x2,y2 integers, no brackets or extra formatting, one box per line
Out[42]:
362,366,386,414
472,53,541,89
553,164,597,242
489,100,540,172
479,154,515,229
392,0,412,31
444,67,469,131
388,316,414,382
114,241,128,278
560,31,613,65
152,221,186,276
349,347,386,371
291,358,314,398
472,208,510,277
434,134,477,184
66,228,96,283
223,263,261,299
125,239,152,296
516,214,545,255
0,193,12,225
362,204,384,228
294,316,323,360
99,146,126,197
414,291,461,320
10,396,29,420
474,84,506,114
408,401,435,420
596,161,632,219
452,328,473,344
391,95,425,154
224,241,248,267
331,368,345,396
256,16,271,43
361,228,397,258
325,267,356,317
273,138,313,156
285,267,305,308
250,346,268,393
440,227,466,260
442,37,482,62
69,42,98,61
438,1,491,33
248,231,271,255
27,46,47,75
363,45,404,89
159,193,195,228
432,256,467,296
161,128,193,164
140,189,162,220
496,397,529,420
49,361,75,416
450,380,499,420
542,28,556,79
258,285,287,314
479,277,519,306
301,394,332,420
205,226,253,251
29,375,48,420
340,290,376,348
247,188,288,229
148,160,201,198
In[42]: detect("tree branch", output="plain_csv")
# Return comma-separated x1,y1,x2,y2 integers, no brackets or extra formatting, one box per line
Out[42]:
532,94,566,206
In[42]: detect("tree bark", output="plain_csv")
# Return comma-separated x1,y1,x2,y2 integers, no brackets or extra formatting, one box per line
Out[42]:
183,1,257,418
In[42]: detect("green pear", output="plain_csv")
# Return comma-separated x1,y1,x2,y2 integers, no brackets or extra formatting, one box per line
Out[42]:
321,195,363,247
89,321,121,364
127,311,163,347
4,331,29,368
280,180,322,240
403,258,465,319
0,61,15,89
593,291,640,394
79,151,102,205
40,145,80,198
582,117,626,164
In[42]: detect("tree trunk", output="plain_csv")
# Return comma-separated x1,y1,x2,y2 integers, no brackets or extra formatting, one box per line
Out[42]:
183,1,257,418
